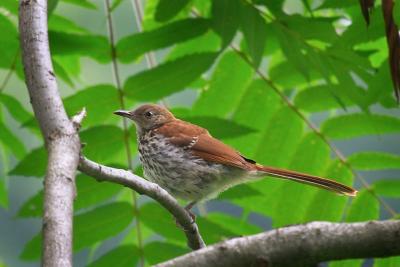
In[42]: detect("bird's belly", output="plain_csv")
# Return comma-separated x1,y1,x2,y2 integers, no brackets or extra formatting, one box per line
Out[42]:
138,135,246,201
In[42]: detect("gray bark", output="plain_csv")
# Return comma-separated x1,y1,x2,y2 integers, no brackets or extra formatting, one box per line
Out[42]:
156,220,400,267
19,0,82,266
78,157,206,250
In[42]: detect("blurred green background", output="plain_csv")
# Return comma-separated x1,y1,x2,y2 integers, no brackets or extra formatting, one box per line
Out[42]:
0,0,400,266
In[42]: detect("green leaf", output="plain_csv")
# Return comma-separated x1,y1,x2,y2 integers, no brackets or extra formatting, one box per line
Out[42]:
9,147,46,177
0,14,19,69
321,114,400,139
117,18,210,63
272,133,330,227
348,152,400,170
110,0,124,12
166,30,221,61
230,79,282,155
181,116,257,139
304,160,353,222
18,174,122,217
145,242,188,265
192,52,253,116
62,0,97,9
88,245,138,267
64,85,119,127
375,256,400,267
74,202,133,250
0,177,7,208
53,58,74,87
0,93,32,124
273,23,310,81
0,0,18,14
123,52,218,101
140,202,186,243
346,189,379,222
330,259,363,267
373,179,400,198
240,3,267,67
195,216,237,244
49,31,110,63
0,122,26,159
294,85,353,112
205,213,261,236
21,202,134,260
218,184,264,200
80,125,126,164
48,0,60,15
48,14,89,34
154,0,191,22
211,0,240,47
231,106,303,216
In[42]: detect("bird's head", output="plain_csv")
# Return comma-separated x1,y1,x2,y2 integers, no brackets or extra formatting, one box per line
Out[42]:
114,104,175,134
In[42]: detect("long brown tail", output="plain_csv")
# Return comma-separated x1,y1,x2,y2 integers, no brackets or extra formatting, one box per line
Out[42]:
255,165,357,196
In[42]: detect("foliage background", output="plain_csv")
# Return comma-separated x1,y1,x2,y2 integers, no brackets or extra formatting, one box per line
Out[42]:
0,0,400,266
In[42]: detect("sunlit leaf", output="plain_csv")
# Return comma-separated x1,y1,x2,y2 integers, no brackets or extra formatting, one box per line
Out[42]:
49,31,110,63
0,14,19,69
193,52,253,116
21,202,133,260
181,116,257,139
211,0,240,47
154,0,191,22
322,114,400,139
346,189,379,222
304,160,353,222
18,174,122,217
9,147,46,178
140,202,186,244
48,14,89,34
0,177,7,208
375,256,400,267
0,93,32,124
117,18,210,63
348,152,400,170
123,52,218,101
294,85,353,112
64,85,119,127
240,3,267,67
166,30,221,60
62,0,97,9
372,179,400,197
88,245,138,267
80,125,126,164
272,133,330,227
74,202,133,250
0,122,26,159
145,242,188,265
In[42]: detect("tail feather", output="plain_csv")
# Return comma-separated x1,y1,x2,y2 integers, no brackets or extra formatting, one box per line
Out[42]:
255,165,357,197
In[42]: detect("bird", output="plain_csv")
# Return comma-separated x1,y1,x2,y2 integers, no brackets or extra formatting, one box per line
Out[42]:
114,104,357,215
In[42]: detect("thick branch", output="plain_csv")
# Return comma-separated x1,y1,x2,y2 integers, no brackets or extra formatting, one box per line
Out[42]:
156,220,400,267
78,157,206,250
19,0,81,266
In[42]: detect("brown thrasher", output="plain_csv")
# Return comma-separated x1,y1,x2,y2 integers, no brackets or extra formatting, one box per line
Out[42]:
115,104,357,212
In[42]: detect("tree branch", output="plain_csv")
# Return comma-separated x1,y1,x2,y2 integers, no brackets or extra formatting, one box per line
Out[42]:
156,220,400,267
78,157,206,250
19,0,81,266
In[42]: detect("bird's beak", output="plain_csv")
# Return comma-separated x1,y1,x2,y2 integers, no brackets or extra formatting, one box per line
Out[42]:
114,110,131,118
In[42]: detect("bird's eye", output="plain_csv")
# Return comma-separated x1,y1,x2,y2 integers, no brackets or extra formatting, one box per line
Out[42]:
144,111,154,118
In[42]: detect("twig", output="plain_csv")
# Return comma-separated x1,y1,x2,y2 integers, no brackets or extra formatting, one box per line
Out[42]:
78,157,206,250
156,220,400,267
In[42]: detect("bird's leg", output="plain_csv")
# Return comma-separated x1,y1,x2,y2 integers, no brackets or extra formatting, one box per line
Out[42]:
184,201,197,223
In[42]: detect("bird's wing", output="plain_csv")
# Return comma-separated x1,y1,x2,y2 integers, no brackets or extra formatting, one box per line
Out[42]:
156,120,254,170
